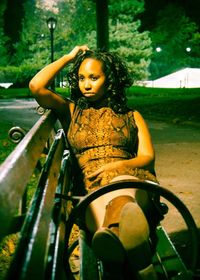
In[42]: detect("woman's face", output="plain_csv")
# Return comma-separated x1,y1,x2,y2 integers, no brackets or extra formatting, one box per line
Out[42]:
78,58,106,102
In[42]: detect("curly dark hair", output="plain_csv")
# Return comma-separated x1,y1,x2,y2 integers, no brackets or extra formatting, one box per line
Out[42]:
67,49,133,113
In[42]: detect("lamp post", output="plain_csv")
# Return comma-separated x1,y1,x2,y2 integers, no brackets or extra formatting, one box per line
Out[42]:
47,17,57,90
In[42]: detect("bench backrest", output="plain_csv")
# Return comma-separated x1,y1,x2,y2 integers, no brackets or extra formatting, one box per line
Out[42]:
0,110,71,279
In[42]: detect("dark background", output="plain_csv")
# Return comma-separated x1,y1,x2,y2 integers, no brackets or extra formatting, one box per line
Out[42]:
141,0,200,30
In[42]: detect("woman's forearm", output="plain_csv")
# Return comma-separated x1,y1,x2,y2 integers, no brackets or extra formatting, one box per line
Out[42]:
122,155,155,171
29,54,73,92
87,155,155,180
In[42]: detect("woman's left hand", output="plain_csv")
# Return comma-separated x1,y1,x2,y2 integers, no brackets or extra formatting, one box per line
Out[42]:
87,161,124,181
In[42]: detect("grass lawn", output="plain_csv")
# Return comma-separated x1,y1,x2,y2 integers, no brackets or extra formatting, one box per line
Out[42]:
126,86,200,122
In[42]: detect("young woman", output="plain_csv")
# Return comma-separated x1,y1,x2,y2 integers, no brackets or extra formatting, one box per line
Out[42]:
29,45,159,279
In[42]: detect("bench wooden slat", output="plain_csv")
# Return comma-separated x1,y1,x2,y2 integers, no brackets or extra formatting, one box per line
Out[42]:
7,129,68,279
45,150,72,279
0,110,57,240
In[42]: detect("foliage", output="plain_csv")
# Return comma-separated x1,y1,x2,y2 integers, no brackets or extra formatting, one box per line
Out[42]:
13,0,50,67
57,0,97,50
55,0,152,81
1,0,200,84
0,88,31,98
150,3,200,79
0,65,41,87
48,0,97,85
0,0,97,85
0,233,19,279
0,31,9,67
109,0,145,18
2,0,26,62
0,0,9,65
109,0,152,81
0,0,152,84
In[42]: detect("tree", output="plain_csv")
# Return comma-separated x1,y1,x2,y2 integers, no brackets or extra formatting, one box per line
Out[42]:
14,0,96,66
55,0,96,55
150,3,200,79
0,0,153,84
14,0,50,67
45,0,96,86
109,0,152,82
3,0,26,62
0,0,9,66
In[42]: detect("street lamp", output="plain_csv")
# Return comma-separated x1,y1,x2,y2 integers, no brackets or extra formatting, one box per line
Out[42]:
47,17,57,90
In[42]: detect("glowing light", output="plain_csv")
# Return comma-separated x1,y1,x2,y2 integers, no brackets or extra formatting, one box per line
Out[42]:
186,47,191,52
156,47,162,52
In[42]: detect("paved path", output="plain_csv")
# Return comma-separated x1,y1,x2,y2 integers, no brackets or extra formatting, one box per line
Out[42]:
149,120,200,234
0,99,40,130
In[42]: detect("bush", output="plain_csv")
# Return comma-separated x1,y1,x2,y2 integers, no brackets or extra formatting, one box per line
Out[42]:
0,65,41,88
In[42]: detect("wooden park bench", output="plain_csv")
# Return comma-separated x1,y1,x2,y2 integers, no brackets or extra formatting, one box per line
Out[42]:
0,110,199,279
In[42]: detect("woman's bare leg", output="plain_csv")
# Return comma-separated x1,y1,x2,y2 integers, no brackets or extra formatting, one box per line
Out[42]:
85,175,138,232
85,175,158,279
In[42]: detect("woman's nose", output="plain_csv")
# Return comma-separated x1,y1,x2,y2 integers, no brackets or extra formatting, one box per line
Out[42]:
84,80,91,90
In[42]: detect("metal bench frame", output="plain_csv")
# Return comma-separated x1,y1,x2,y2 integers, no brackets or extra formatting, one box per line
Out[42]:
0,110,199,279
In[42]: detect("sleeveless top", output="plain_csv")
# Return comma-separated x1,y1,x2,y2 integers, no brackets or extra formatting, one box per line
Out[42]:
67,106,157,193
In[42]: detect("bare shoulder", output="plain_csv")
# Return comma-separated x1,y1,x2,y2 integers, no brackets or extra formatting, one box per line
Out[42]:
133,110,146,124
69,101,75,116
133,110,152,137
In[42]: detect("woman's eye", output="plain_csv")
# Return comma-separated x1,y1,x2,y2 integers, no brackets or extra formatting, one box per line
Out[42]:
79,76,84,81
91,77,98,81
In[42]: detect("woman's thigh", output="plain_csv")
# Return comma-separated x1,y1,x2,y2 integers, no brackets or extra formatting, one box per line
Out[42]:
85,175,140,232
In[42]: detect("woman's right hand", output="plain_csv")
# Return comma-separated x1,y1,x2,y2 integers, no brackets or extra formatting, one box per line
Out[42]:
30,45,89,96
67,45,89,62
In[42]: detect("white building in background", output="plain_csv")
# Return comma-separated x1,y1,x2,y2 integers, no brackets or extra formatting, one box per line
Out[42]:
0,83,13,89
142,68,200,88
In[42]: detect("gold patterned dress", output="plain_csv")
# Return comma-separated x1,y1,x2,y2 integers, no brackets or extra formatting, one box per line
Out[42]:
67,106,157,194
67,106,159,278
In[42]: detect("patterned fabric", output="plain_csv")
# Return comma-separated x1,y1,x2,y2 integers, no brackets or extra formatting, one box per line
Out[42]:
67,106,159,278
67,106,157,192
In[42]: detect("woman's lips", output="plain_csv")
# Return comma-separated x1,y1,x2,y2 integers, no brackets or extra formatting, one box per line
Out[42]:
83,92,95,97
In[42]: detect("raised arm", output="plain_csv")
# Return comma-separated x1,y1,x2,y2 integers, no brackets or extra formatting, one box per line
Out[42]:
29,45,89,127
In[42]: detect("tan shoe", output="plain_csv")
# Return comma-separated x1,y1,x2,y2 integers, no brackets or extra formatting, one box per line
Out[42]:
92,227,125,263
137,264,158,280
92,195,135,263
119,202,157,278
